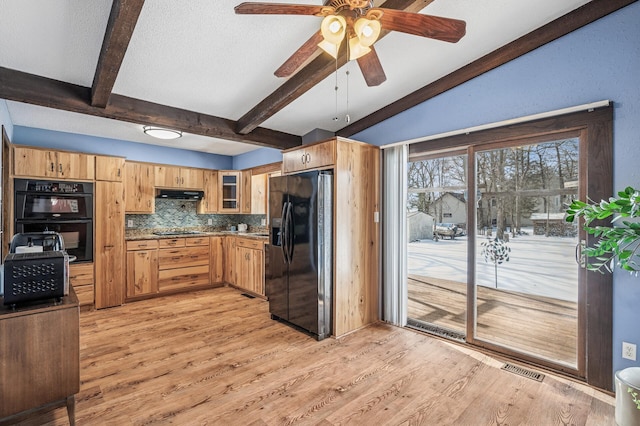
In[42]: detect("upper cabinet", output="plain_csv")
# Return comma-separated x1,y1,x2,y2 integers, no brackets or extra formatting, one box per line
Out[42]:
282,141,335,174
95,155,125,182
13,146,95,180
250,173,267,215
218,171,241,213
125,161,155,214
198,170,218,214
154,165,204,189
241,170,251,214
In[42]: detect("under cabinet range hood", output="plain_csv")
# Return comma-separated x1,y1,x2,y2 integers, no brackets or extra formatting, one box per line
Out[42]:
155,189,204,200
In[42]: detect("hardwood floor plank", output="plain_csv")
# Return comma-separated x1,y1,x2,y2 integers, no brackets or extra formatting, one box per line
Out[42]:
6,286,613,425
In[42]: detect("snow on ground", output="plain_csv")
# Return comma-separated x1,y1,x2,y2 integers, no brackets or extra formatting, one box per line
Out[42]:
408,228,579,302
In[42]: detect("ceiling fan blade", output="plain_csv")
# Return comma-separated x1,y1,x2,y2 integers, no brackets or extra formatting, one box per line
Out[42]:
235,2,325,16
356,46,386,87
377,9,466,43
275,31,324,78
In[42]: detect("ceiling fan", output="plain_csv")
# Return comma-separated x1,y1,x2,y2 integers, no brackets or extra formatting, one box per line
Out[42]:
235,1,466,87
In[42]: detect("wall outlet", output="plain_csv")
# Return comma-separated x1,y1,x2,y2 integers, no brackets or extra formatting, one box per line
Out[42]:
623,342,637,361
127,219,134,228
207,218,213,225
261,218,266,226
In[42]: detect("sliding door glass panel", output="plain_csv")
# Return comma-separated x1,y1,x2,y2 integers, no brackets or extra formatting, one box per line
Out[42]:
474,139,579,367
406,154,467,337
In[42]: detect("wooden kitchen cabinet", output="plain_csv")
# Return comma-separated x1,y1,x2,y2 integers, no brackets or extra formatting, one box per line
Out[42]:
94,180,125,309
126,240,159,299
282,140,335,174
223,236,236,285
69,262,95,309
197,169,218,214
218,171,241,213
0,292,79,422
158,237,210,293
250,172,267,215
235,237,265,298
155,165,204,189
210,236,224,284
241,170,252,213
95,155,125,181
124,161,155,213
13,146,95,180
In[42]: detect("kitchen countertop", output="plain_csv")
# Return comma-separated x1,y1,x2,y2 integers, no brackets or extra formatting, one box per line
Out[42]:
125,231,269,242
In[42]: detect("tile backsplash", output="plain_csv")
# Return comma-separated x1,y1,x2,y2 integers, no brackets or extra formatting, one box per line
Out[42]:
126,199,265,232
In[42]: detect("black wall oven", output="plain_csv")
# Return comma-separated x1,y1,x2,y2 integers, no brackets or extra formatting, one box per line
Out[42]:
14,179,93,262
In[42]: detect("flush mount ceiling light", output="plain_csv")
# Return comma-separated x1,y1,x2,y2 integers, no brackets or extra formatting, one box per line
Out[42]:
143,126,182,140
235,0,466,87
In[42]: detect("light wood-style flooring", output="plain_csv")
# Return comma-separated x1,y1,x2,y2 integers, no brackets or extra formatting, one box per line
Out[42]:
408,275,577,366
10,287,612,425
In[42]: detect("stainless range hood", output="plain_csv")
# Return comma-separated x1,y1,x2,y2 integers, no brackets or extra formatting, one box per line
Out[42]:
156,189,204,200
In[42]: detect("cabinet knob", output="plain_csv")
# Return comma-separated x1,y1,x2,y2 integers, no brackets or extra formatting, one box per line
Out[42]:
301,154,306,165
50,162,55,172
305,153,311,164
59,163,63,173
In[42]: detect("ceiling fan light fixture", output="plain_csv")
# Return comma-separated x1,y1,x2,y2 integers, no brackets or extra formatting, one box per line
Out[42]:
353,17,380,47
348,36,371,61
320,14,346,44
143,126,183,140
318,39,340,59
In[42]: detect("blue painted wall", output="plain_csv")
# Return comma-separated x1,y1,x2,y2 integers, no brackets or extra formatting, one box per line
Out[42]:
0,100,13,141
352,3,640,378
232,147,282,170
12,126,232,170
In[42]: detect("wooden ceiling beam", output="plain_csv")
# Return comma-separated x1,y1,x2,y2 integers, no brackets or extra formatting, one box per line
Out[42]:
0,67,301,150
91,0,146,108
337,0,638,138
235,0,434,135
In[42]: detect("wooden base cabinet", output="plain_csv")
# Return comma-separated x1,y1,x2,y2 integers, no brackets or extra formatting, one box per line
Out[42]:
0,292,79,423
126,240,159,299
235,237,265,298
158,237,210,293
210,236,224,284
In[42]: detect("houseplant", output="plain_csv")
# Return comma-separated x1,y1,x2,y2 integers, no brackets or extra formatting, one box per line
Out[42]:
565,186,640,274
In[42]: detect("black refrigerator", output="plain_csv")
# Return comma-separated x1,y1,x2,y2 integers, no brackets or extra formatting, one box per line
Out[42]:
266,171,333,340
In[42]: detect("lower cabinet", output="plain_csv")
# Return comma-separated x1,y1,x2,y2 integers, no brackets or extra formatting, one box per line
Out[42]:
235,237,265,298
210,236,224,284
158,237,210,293
69,262,94,309
126,240,159,299
223,236,236,285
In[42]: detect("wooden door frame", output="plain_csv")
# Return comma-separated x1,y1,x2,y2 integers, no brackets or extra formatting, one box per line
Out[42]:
409,105,613,391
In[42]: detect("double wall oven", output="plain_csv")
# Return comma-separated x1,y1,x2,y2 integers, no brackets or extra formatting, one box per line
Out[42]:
14,179,93,262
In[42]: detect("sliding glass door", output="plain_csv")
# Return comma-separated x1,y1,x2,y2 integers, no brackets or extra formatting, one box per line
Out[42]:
472,138,580,368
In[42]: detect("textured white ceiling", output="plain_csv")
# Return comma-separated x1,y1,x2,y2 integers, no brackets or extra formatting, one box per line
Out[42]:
0,0,593,156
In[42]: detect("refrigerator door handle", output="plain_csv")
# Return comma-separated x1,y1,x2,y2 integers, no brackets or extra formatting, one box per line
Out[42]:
281,202,289,264
287,201,295,262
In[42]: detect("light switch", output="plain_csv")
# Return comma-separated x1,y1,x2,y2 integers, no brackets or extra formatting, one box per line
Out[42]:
127,219,134,228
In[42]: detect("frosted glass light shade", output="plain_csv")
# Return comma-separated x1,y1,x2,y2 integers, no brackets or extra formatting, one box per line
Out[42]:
318,39,340,59
348,37,371,61
320,15,346,44
143,126,183,140
353,17,381,47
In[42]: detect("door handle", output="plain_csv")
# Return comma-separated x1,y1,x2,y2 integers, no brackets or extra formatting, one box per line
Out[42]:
281,202,289,264
576,240,586,268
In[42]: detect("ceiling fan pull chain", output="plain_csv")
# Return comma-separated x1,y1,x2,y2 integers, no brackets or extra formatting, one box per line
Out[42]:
333,55,339,121
345,70,350,123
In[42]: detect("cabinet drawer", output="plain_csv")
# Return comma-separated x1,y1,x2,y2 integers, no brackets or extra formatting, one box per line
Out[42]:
236,238,264,250
126,240,159,251
69,263,94,287
185,237,209,247
158,246,209,269
158,238,185,248
158,265,210,292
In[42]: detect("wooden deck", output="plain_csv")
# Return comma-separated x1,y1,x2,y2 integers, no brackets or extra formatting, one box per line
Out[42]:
408,274,578,366
7,286,610,425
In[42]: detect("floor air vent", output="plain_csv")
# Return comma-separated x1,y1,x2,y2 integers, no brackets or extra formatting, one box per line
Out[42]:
406,319,465,342
501,363,545,382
